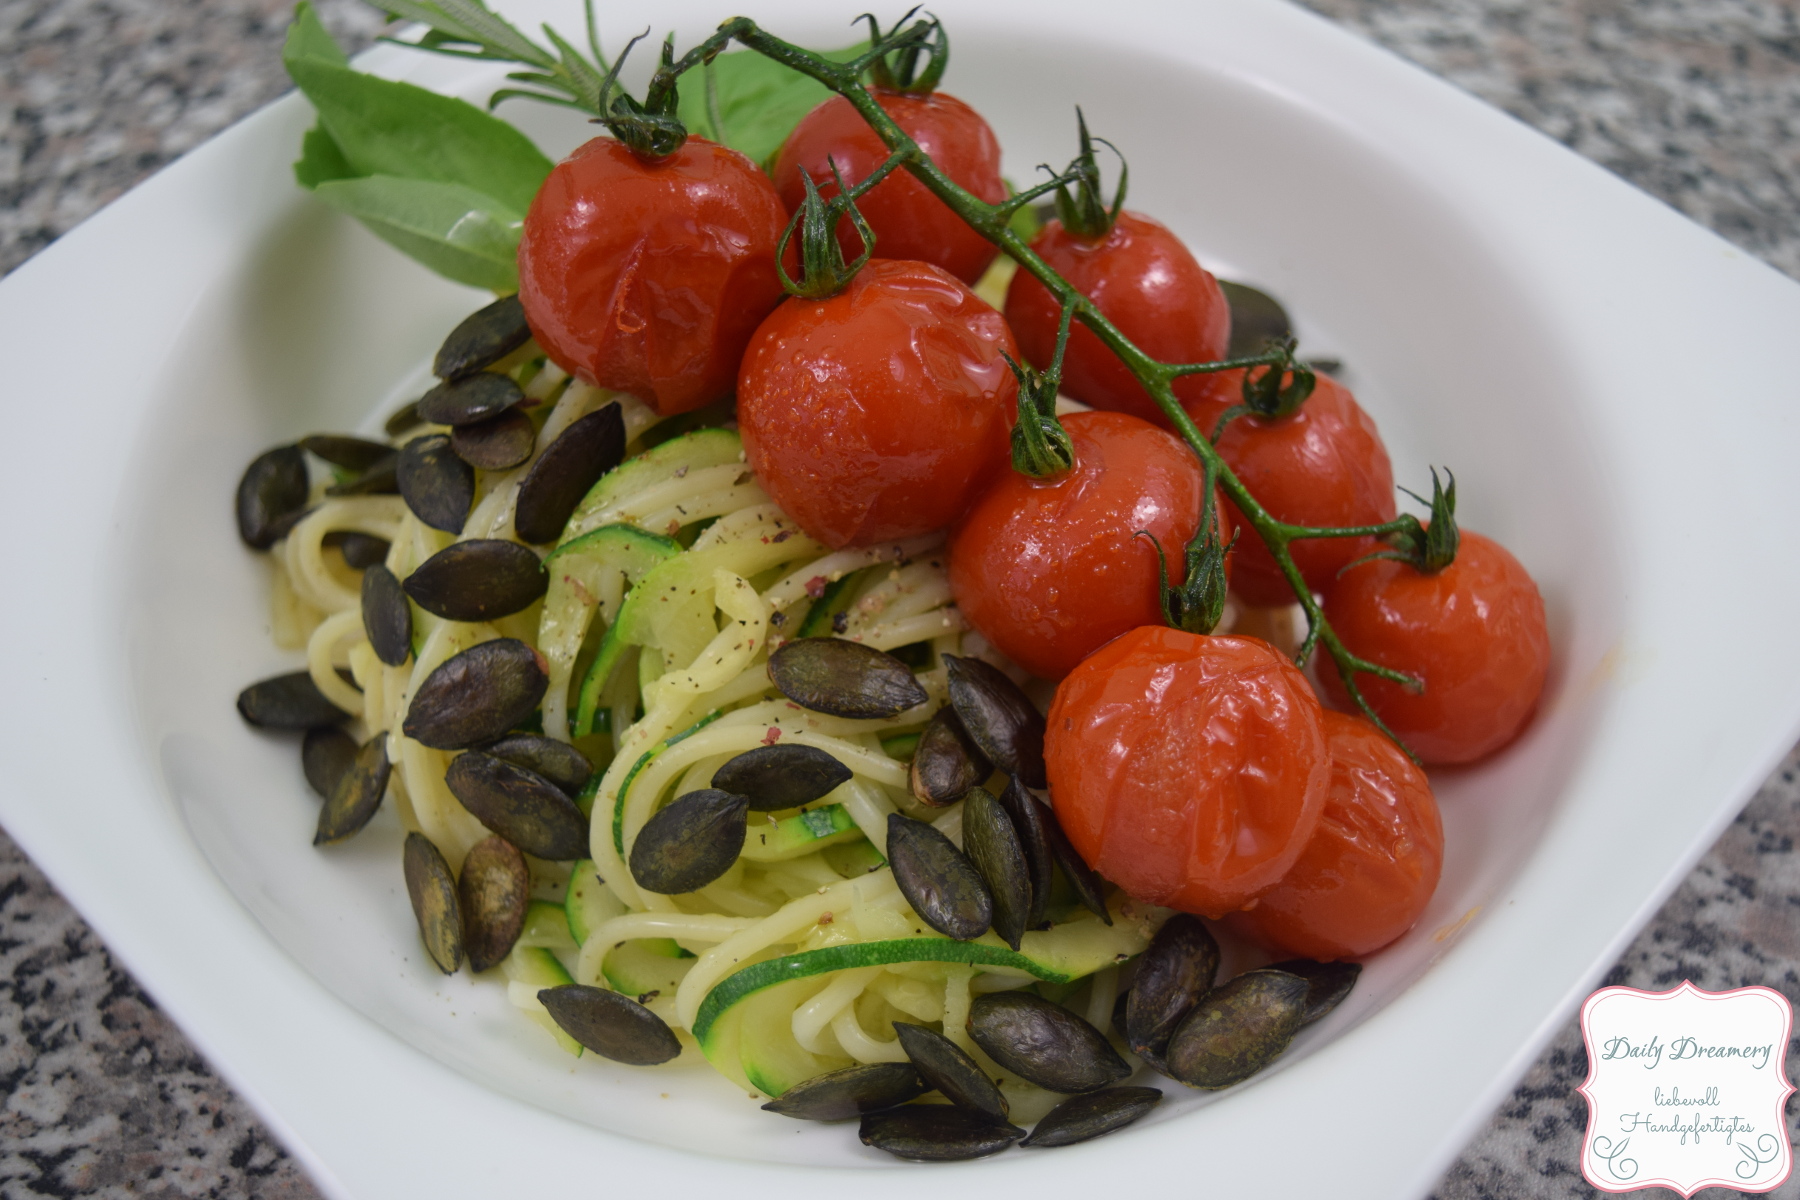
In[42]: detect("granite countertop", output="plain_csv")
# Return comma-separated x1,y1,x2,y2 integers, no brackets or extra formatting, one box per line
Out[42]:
2,1,1797,1195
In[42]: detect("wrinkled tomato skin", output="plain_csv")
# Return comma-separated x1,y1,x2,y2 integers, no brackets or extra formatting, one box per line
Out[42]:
1226,711,1444,960
1045,627,1329,918
948,411,1225,680
518,136,789,416
1184,372,1396,607
737,259,1018,549
772,91,1005,284
1319,530,1550,764
1004,213,1231,426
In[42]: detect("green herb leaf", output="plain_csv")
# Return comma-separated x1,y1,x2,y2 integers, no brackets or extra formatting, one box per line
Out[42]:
677,44,864,168
311,175,522,291
294,123,354,189
285,1,350,68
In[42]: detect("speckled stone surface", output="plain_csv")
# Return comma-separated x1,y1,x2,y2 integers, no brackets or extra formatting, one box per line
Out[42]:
1,1,1797,1196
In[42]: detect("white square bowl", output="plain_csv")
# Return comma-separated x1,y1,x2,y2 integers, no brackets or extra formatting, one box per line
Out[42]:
3,0,1798,1196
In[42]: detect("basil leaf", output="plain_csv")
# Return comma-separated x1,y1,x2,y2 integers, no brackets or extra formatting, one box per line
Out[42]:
312,175,522,292
677,45,865,168
285,1,350,68
294,122,354,189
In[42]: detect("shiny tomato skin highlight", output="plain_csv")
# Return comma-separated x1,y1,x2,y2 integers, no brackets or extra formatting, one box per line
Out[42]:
518,136,789,416
1046,627,1329,918
1227,711,1443,960
772,91,1005,284
1004,213,1231,426
737,259,1018,549
1319,530,1550,764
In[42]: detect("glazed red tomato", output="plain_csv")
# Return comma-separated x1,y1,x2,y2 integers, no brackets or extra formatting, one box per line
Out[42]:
771,91,1005,284
1183,371,1396,607
1227,711,1444,960
737,259,1017,549
1318,529,1549,764
949,411,1228,680
1004,212,1231,426
518,136,788,416
1046,627,1329,918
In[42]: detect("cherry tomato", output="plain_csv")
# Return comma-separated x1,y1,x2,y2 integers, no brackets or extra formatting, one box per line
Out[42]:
771,91,1005,285
1318,530,1549,764
737,259,1018,549
518,136,789,416
1183,371,1396,607
1003,212,1231,426
1226,711,1443,960
1045,627,1329,918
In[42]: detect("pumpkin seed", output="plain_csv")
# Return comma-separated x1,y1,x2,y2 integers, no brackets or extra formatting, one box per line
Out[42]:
961,789,1031,951
417,371,524,427
451,407,535,470
384,401,423,437
323,530,391,570
762,1062,927,1121
1044,815,1110,924
996,778,1055,929
1162,969,1310,1090
1020,1086,1162,1148
403,638,548,749
628,789,749,895
301,726,358,799
858,1105,1024,1162
538,983,682,1065
1219,281,1293,359
892,1021,1009,1122
361,563,412,667
944,655,1045,787
402,539,547,623
434,293,532,380
513,403,625,544
299,434,393,472
402,831,463,974
886,813,991,942
457,834,530,972
324,453,399,497
767,638,928,720
967,992,1129,1094
1266,959,1361,1027
397,434,474,533
909,706,991,806
235,445,308,549
237,671,348,729
479,733,592,797
314,735,391,844
444,751,588,861
710,744,851,812
1125,914,1220,1066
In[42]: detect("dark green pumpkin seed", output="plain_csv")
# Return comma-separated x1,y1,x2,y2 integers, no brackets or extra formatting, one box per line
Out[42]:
417,372,524,427
961,790,1031,951
1043,815,1110,924
403,638,548,750
384,401,423,437
944,655,1045,788
237,671,348,729
402,539,547,622
457,834,530,973
628,789,749,895
711,744,851,811
300,434,392,472
967,992,1129,1094
445,751,588,861
324,453,399,497
479,733,592,797
909,705,991,806
858,1106,1023,1162
513,403,625,544
361,563,412,667
1266,959,1361,1027
236,445,308,549
1126,914,1220,1065
315,735,391,844
1163,969,1310,1090
323,530,391,570
435,293,532,380
451,407,535,470
886,813,991,941
762,1062,926,1121
402,831,463,974
892,1021,1008,1122
768,638,929,720
1020,1086,1162,1148
997,778,1055,929
301,726,358,799
1219,280,1293,359
397,434,474,533
539,983,682,1065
